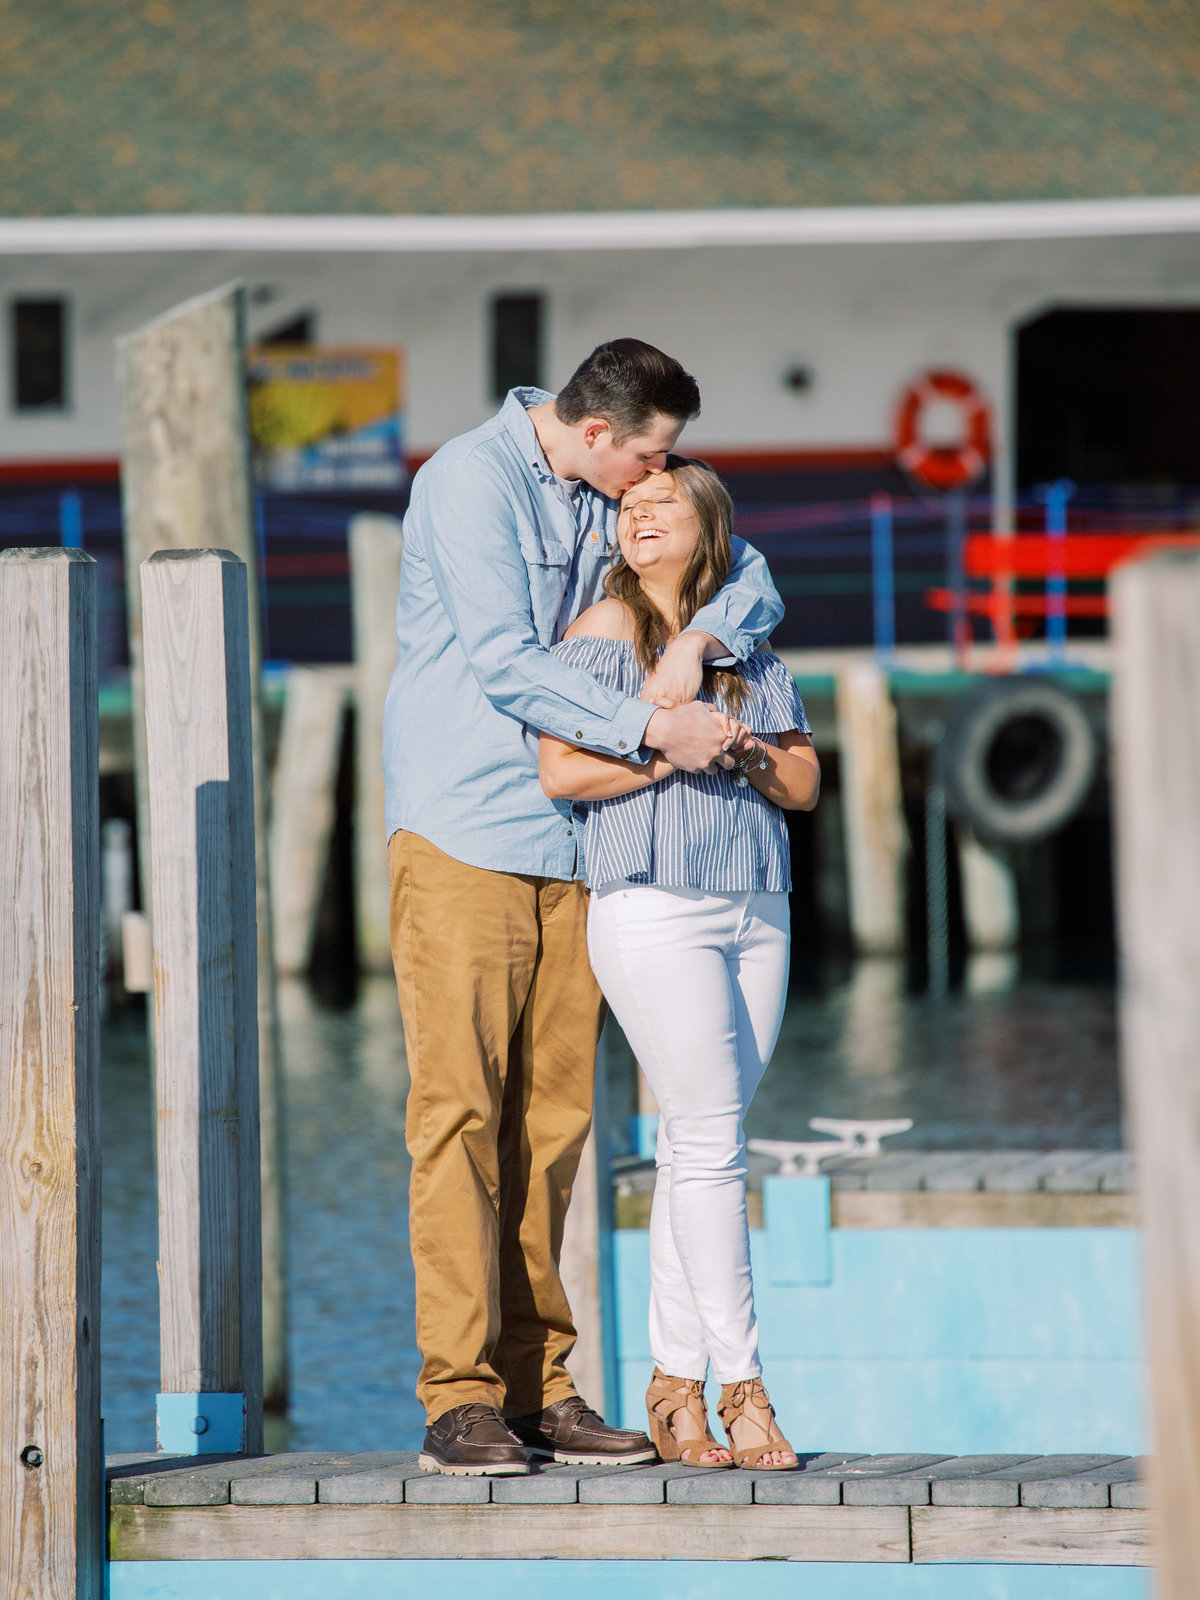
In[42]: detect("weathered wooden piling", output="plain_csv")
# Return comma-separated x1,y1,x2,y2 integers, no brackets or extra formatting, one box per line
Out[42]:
141,549,264,1455
269,666,354,976
835,661,907,955
1111,547,1200,1600
559,1031,616,1416
349,513,404,974
956,827,1019,953
0,549,102,1599
118,283,287,1410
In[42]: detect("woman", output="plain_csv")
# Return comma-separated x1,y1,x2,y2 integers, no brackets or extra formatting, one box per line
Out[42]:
539,457,819,1470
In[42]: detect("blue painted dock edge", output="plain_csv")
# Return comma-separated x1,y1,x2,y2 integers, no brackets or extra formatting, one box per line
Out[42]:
108,1558,1149,1600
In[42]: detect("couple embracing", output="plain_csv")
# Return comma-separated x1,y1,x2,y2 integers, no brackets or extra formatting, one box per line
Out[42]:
383,340,820,1478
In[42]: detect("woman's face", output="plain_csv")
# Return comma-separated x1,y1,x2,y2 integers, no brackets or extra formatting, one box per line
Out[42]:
617,472,701,582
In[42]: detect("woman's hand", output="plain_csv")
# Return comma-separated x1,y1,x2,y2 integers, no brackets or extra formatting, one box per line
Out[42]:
710,717,754,770
639,632,708,709
646,702,741,772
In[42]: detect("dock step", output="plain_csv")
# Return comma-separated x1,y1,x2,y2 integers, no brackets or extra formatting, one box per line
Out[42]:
107,1451,1150,1566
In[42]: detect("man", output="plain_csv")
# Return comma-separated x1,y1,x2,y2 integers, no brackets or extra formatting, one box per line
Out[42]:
384,339,784,1475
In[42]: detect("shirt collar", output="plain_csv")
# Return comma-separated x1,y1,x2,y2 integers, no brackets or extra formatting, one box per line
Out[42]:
501,388,613,550
500,387,559,486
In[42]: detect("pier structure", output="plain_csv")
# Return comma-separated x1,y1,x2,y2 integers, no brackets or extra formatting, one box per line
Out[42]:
0,545,1158,1600
4,520,1198,1598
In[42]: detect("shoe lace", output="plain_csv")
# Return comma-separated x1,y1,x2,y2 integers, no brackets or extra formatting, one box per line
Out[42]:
557,1394,599,1425
457,1403,502,1430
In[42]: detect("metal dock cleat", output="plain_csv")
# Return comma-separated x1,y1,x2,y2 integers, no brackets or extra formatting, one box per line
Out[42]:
808,1117,914,1155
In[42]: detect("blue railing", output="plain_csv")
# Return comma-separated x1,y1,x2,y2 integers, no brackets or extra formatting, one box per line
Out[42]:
2,482,1197,672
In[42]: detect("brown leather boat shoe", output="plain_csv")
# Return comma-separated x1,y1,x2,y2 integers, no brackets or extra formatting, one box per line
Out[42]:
419,1403,531,1476
508,1395,657,1465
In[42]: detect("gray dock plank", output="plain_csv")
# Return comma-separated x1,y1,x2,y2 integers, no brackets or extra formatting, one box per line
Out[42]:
1042,1151,1130,1193
836,1456,950,1507
105,1450,1153,1540
847,1455,1037,1508
980,1152,1069,1192
932,1455,1127,1507
915,1153,991,1192
318,1469,410,1505
823,1156,874,1192
861,1154,932,1191
491,1466,582,1504
577,1462,701,1504
142,1472,232,1508
1111,1474,1150,1511
133,1452,352,1509
837,1454,953,1477
666,1468,753,1505
753,1454,868,1505
402,1471,493,1504
232,1475,318,1505
1021,1457,1142,1509
924,1454,1037,1479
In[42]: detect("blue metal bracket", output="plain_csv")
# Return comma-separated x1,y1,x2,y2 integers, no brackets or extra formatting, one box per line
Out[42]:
156,1392,246,1455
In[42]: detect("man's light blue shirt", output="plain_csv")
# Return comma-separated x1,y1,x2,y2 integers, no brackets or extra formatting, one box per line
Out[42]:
382,388,785,879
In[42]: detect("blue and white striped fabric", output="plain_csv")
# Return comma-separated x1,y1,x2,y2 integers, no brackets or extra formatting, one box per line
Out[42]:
550,635,810,893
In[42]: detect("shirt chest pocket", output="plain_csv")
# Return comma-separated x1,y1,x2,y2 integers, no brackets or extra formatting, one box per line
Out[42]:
517,523,572,644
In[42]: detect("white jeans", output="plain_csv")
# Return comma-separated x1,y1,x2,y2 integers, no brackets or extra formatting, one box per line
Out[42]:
587,883,790,1383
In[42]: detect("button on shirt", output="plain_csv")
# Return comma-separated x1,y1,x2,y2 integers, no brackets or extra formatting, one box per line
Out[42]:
383,387,785,879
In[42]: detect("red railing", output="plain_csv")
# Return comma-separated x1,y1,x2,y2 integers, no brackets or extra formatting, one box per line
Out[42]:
926,532,1200,632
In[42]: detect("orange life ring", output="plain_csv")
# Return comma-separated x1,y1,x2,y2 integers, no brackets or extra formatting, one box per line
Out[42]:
894,369,991,492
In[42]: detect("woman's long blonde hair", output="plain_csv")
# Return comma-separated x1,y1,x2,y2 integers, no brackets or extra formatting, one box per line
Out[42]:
604,455,748,712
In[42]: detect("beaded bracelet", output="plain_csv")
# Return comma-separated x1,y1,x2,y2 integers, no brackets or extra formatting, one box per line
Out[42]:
733,739,769,788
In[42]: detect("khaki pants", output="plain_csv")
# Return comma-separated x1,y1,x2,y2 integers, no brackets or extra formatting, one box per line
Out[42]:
388,830,604,1424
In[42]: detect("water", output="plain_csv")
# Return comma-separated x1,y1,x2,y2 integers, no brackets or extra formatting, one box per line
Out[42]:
100,965,1121,1453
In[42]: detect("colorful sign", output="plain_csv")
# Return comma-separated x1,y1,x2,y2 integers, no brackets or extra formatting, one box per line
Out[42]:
246,345,406,491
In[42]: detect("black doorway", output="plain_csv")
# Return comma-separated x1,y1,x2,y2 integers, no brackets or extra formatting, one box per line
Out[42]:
1016,307,1200,494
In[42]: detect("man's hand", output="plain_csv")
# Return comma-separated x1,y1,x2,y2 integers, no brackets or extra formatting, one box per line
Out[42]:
646,702,741,773
640,632,709,709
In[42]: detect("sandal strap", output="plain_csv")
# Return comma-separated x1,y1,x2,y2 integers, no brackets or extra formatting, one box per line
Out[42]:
718,1378,797,1469
647,1370,722,1461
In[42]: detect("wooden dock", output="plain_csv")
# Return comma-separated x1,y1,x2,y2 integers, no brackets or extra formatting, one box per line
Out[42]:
615,1148,1137,1231
107,1452,1149,1566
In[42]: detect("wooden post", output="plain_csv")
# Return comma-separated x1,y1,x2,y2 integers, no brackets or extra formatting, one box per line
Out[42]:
269,666,354,976
118,283,287,1410
141,550,263,1455
0,549,102,1599
349,514,404,974
1111,547,1200,1599
560,1030,617,1418
956,827,1019,953
632,1065,660,1159
836,661,907,956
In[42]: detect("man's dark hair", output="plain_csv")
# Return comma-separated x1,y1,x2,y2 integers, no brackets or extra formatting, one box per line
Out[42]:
555,339,700,443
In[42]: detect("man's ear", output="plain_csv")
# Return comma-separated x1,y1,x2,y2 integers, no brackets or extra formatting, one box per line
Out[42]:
582,418,611,450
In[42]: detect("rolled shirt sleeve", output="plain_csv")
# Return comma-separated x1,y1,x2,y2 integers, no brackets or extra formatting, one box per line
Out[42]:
684,537,784,665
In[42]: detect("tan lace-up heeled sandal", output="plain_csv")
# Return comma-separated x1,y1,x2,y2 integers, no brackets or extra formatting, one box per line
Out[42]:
645,1369,733,1467
717,1378,799,1470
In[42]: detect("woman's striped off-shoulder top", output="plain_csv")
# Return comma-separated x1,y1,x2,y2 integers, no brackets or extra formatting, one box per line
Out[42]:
550,635,810,893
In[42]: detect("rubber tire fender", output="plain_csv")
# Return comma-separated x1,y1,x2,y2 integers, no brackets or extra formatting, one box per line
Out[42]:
934,676,1098,844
